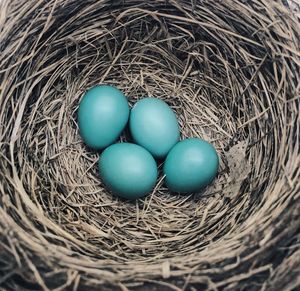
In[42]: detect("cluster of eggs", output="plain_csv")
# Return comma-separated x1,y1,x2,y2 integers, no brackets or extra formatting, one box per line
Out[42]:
78,85,219,200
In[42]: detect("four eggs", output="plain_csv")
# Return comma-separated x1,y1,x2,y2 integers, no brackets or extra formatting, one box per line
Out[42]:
78,85,219,199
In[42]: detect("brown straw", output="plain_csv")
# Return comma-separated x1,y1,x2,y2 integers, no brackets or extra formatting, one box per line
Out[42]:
0,0,299,290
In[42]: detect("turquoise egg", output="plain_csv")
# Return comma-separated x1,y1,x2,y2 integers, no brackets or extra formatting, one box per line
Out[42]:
164,138,219,193
129,98,180,159
99,143,158,199
78,85,129,150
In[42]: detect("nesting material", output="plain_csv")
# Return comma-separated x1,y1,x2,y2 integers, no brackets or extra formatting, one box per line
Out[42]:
0,0,299,290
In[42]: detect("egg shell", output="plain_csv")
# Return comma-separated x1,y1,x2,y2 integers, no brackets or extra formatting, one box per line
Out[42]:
78,85,129,150
99,143,158,200
129,98,180,159
164,138,219,193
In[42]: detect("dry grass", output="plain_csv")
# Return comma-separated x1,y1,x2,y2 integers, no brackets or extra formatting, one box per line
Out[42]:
0,0,299,290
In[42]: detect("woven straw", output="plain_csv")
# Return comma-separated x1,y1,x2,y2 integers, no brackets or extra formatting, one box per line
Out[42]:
0,0,299,290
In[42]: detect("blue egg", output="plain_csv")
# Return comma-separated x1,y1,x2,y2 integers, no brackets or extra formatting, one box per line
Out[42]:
164,138,219,193
78,85,129,150
99,143,158,199
129,98,180,159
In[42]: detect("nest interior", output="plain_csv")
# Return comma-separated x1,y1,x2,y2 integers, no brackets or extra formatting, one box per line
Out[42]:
0,0,299,290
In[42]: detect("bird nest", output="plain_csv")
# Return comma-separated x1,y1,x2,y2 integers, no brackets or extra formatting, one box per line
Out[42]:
0,1,299,290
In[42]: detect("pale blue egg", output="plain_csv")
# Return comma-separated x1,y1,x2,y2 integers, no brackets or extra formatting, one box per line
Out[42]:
99,143,158,199
78,85,129,150
129,98,180,159
164,138,219,193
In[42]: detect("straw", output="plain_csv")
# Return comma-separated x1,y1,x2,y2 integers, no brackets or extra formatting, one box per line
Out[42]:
0,0,299,290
